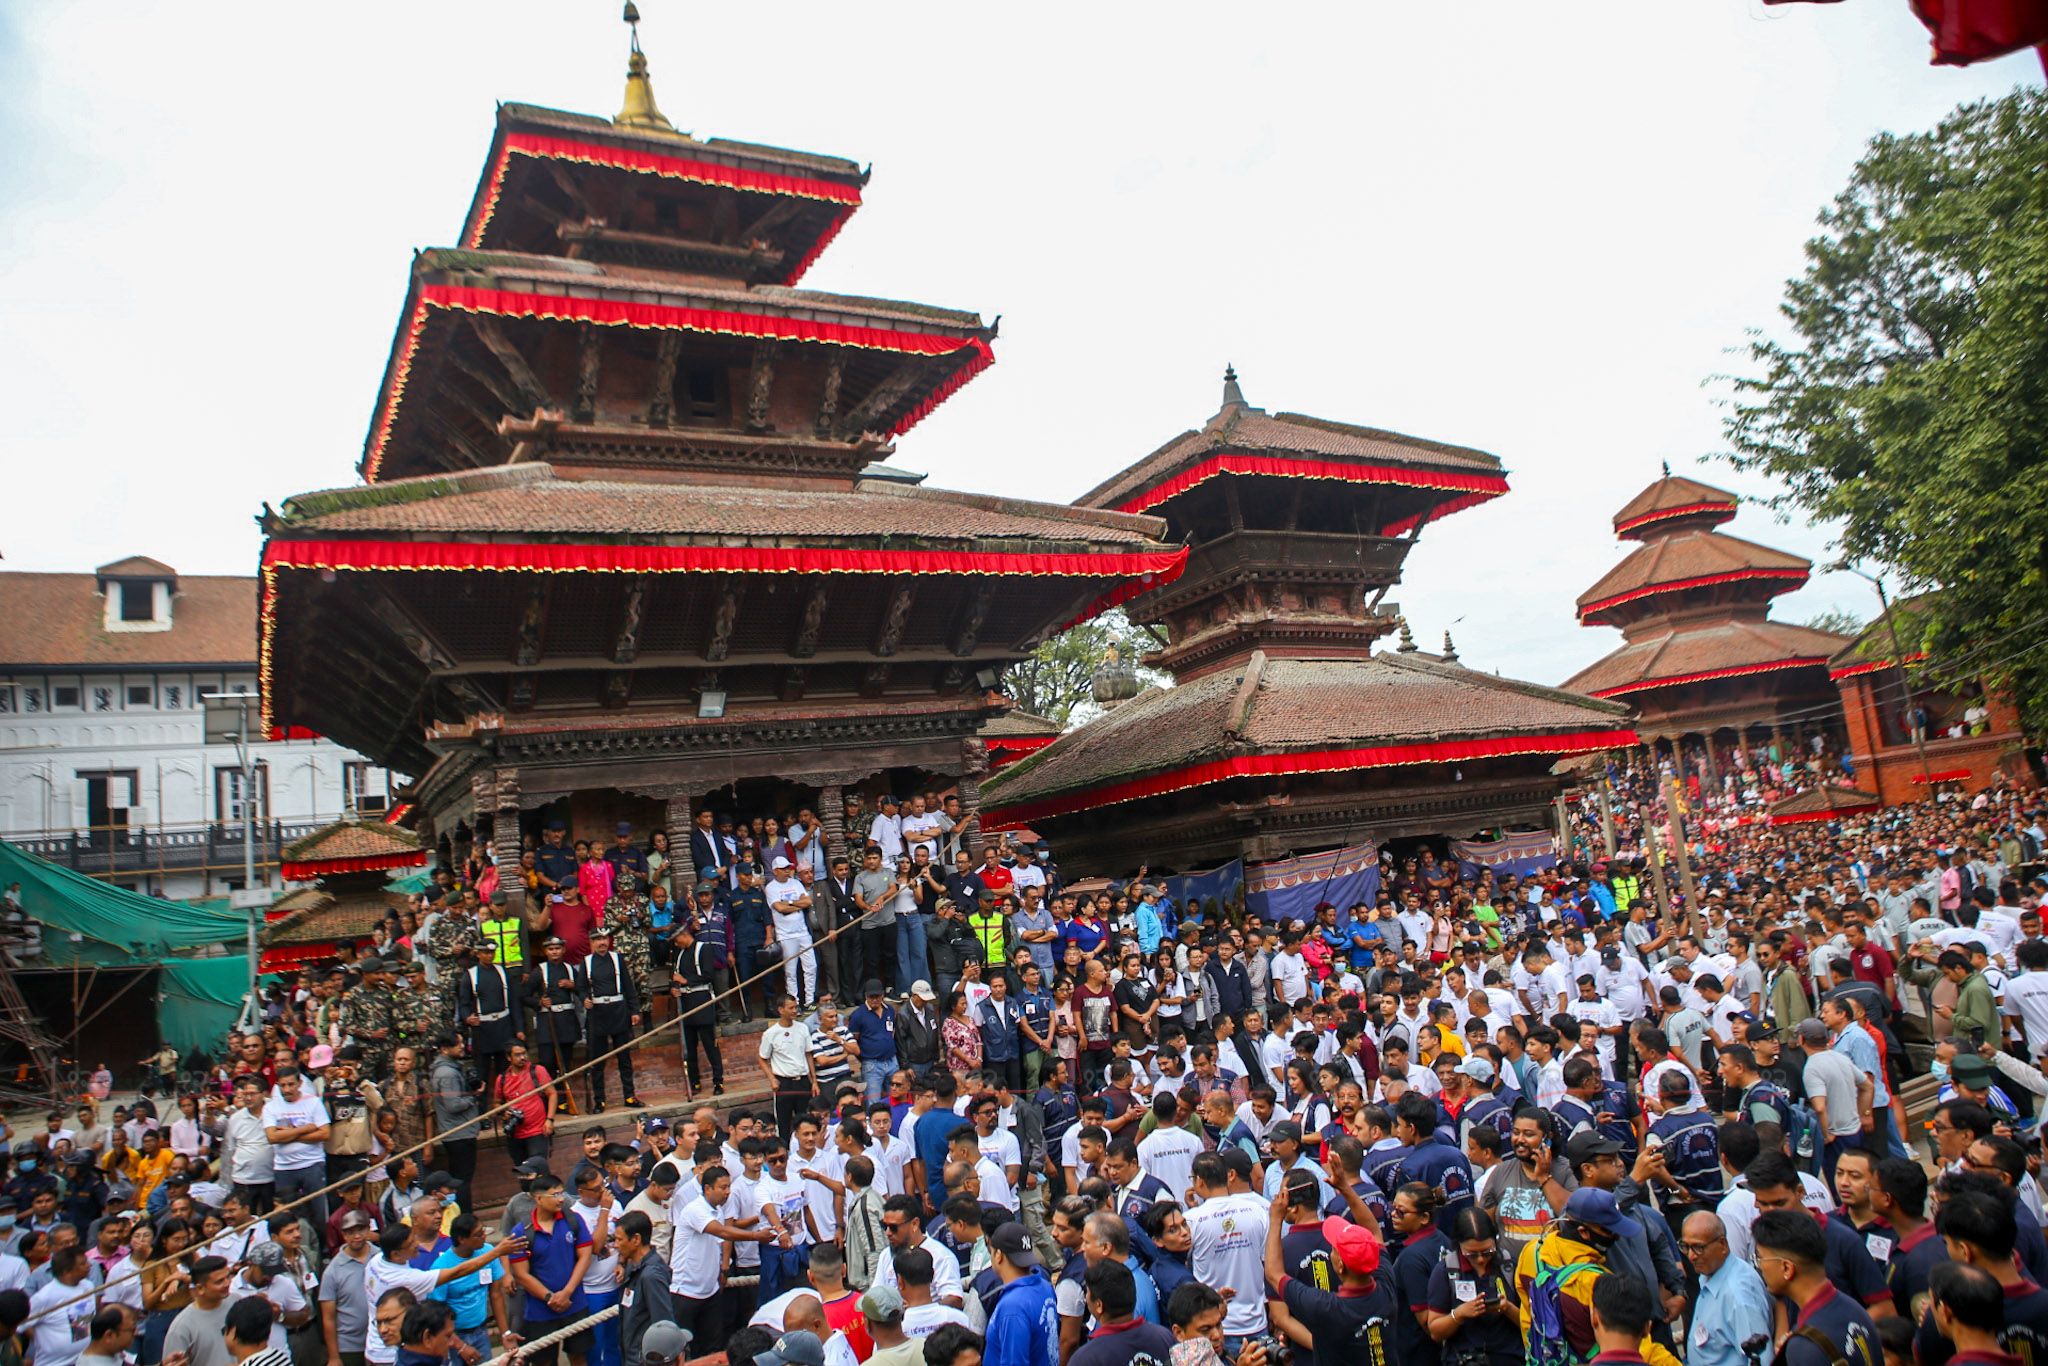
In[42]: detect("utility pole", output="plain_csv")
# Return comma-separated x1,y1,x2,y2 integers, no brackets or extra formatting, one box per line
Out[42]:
1642,817,1674,924
1598,778,1617,858
205,694,269,1031
1840,564,1933,790
1663,777,1702,939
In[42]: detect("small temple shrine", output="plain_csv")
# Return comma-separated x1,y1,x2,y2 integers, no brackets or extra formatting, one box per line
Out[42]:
979,376,1639,874
1562,471,1850,769
1830,595,2033,804
256,19,1183,888
260,820,426,969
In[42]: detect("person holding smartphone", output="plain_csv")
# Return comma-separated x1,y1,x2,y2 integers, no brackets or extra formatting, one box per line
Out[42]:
1424,1207,1522,1366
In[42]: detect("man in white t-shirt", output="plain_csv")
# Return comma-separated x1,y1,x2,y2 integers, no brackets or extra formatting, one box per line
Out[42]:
1135,1095,1204,1202
868,798,905,863
899,797,943,865
894,1248,971,1337
2003,941,2048,1058
229,1244,308,1352
671,1167,772,1340
1269,940,1310,1007
260,1069,331,1223
1183,1155,1268,1339
363,1223,519,1366
871,1194,965,1307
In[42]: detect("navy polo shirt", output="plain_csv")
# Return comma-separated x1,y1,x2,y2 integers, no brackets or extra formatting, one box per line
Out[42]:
1365,1143,1413,1198
1913,1277,2048,1366
512,1210,591,1322
1814,1209,1892,1312
1069,1317,1177,1366
1783,1282,1881,1366
1397,1135,1475,1233
847,1003,897,1066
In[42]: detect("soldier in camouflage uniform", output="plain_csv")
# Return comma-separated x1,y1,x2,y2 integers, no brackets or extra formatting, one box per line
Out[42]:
425,896,486,1022
603,823,655,1007
393,960,441,1057
339,959,398,1081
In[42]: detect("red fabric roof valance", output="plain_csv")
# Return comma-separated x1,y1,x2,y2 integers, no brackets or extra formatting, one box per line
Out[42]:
1111,453,1508,520
1578,568,1809,621
280,850,429,881
1770,804,1880,826
982,727,1639,828
1829,652,1927,680
1910,768,1976,784
1613,499,1738,536
363,288,993,481
1589,657,1829,700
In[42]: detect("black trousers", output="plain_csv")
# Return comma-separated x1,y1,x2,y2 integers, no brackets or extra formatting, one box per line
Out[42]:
681,1016,724,1090
587,1026,636,1105
232,1181,275,1216
773,1076,813,1138
988,1055,1022,1091
672,1293,726,1358
860,925,895,995
436,1138,478,1214
539,1034,579,1103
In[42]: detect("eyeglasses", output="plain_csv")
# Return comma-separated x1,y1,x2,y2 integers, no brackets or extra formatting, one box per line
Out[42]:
1678,1239,1722,1256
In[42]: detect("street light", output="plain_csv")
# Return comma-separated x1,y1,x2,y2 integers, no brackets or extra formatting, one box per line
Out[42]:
203,692,267,1028
1835,564,1934,789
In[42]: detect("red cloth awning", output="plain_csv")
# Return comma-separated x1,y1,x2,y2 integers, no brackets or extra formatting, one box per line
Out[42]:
280,850,428,881
1111,453,1508,522
1578,569,1809,621
1770,803,1880,826
1910,768,1975,783
1590,656,1831,699
984,727,1640,828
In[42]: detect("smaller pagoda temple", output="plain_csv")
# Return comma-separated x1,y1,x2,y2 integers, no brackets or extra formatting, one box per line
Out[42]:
260,821,426,970
980,375,1637,874
1563,470,1850,768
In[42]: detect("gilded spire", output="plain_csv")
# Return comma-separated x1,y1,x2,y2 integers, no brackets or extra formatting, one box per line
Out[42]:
1221,364,1246,410
616,3,676,132
1443,630,1459,662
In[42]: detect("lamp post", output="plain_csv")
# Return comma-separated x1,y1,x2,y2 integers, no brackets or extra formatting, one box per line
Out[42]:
1836,565,1933,789
203,693,266,1029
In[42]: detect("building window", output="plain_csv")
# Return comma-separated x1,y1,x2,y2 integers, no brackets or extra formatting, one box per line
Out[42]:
118,582,155,622
0,687,13,714
162,685,182,710
217,765,269,824
22,688,43,713
127,686,153,707
344,762,388,814
53,687,80,709
93,687,114,712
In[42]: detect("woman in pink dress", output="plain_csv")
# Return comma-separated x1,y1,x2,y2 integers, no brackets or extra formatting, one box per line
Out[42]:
578,847,615,919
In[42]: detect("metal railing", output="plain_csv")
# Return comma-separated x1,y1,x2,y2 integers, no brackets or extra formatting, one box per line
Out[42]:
5,816,348,881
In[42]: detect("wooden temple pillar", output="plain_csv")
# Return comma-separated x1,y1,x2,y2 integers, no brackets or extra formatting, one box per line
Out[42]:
1701,731,1720,791
818,784,847,867
958,737,988,860
664,791,694,890
469,771,496,873
493,768,524,906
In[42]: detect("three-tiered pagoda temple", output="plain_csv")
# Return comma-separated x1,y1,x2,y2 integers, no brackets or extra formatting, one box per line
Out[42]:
257,26,1183,882
979,376,1638,873
1562,471,1848,761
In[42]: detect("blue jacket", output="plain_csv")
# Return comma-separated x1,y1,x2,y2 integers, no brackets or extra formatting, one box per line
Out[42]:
1135,902,1164,955
984,1268,1059,1366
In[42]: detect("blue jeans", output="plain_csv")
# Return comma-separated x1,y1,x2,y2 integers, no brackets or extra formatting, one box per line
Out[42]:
584,1289,620,1366
457,1327,491,1358
862,1057,894,1102
896,915,929,996
273,1162,328,1226
760,1243,809,1301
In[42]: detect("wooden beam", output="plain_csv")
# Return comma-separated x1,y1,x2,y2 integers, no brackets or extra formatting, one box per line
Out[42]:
545,161,598,219
705,580,746,662
572,322,603,423
814,354,844,437
420,410,489,468
744,338,779,431
952,583,996,657
468,317,552,410
833,358,925,440
518,193,573,229
875,585,915,657
613,576,647,664
647,332,682,428
513,580,550,667
739,197,804,245
448,350,523,413
791,578,829,659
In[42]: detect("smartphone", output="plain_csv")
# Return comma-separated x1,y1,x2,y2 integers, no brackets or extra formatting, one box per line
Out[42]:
1971,1026,1987,1049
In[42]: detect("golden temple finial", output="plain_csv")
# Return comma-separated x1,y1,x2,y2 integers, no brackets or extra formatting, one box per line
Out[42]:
616,3,676,132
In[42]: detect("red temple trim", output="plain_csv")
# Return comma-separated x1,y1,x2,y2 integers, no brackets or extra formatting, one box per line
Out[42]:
1829,652,1927,680
1383,490,1505,538
1614,500,1737,535
1771,804,1880,826
280,851,428,881
988,735,1058,767
1577,569,1809,620
267,725,322,742
258,541,1186,731
982,727,1640,828
1910,768,1976,784
363,288,994,481
463,132,862,285
1111,453,1508,519
1589,657,1830,699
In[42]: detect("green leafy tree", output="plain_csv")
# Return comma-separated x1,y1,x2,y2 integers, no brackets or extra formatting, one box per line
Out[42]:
1801,609,1866,638
1002,609,1166,727
1722,87,2048,725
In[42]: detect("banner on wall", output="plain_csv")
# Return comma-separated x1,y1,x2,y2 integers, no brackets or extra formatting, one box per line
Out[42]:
1452,830,1558,882
1245,843,1381,926
1108,860,1246,923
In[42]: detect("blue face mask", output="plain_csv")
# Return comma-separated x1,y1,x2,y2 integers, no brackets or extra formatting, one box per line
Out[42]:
0,1217,14,1232
1931,1059,1951,1086
16,1160,32,1173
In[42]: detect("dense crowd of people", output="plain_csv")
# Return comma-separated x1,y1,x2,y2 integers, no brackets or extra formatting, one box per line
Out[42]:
7,770,2048,1366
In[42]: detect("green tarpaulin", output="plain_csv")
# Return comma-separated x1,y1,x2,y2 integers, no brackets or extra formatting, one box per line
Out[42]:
0,840,246,958
157,957,252,1056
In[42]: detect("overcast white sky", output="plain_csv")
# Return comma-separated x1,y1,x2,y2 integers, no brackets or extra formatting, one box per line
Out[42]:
0,3,2037,688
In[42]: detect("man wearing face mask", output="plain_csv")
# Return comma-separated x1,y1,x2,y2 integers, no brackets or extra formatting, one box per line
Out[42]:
3,1146,54,1218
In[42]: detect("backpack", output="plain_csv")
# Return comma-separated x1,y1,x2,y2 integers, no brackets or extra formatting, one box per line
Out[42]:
1526,1246,1603,1366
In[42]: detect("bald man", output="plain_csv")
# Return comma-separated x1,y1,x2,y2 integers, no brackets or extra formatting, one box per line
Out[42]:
1682,1211,1773,1366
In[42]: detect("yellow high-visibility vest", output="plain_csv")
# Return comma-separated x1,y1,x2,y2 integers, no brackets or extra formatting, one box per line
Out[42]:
481,914,526,967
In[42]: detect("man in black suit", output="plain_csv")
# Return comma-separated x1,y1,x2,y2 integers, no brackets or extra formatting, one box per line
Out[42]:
688,807,728,888
822,855,863,1006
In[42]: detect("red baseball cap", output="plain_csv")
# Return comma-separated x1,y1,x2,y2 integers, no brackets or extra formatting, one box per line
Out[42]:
1320,1216,1383,1274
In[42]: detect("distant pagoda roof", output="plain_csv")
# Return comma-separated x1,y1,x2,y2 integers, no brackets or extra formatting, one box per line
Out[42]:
1075,396,1508,535
261,887,412,950
1576,531,1811,625
1612,474,1740,539
1562,618,1850,700
1769,784,1882,825
280,820,427,881
982,650,1633,827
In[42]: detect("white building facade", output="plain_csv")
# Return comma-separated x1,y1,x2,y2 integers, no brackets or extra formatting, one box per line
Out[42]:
0,558,403,899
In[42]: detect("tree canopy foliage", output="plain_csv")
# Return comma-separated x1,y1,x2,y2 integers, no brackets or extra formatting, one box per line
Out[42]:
1003,609,1166,728
1723,87,2048,725
1801,609,1867,638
